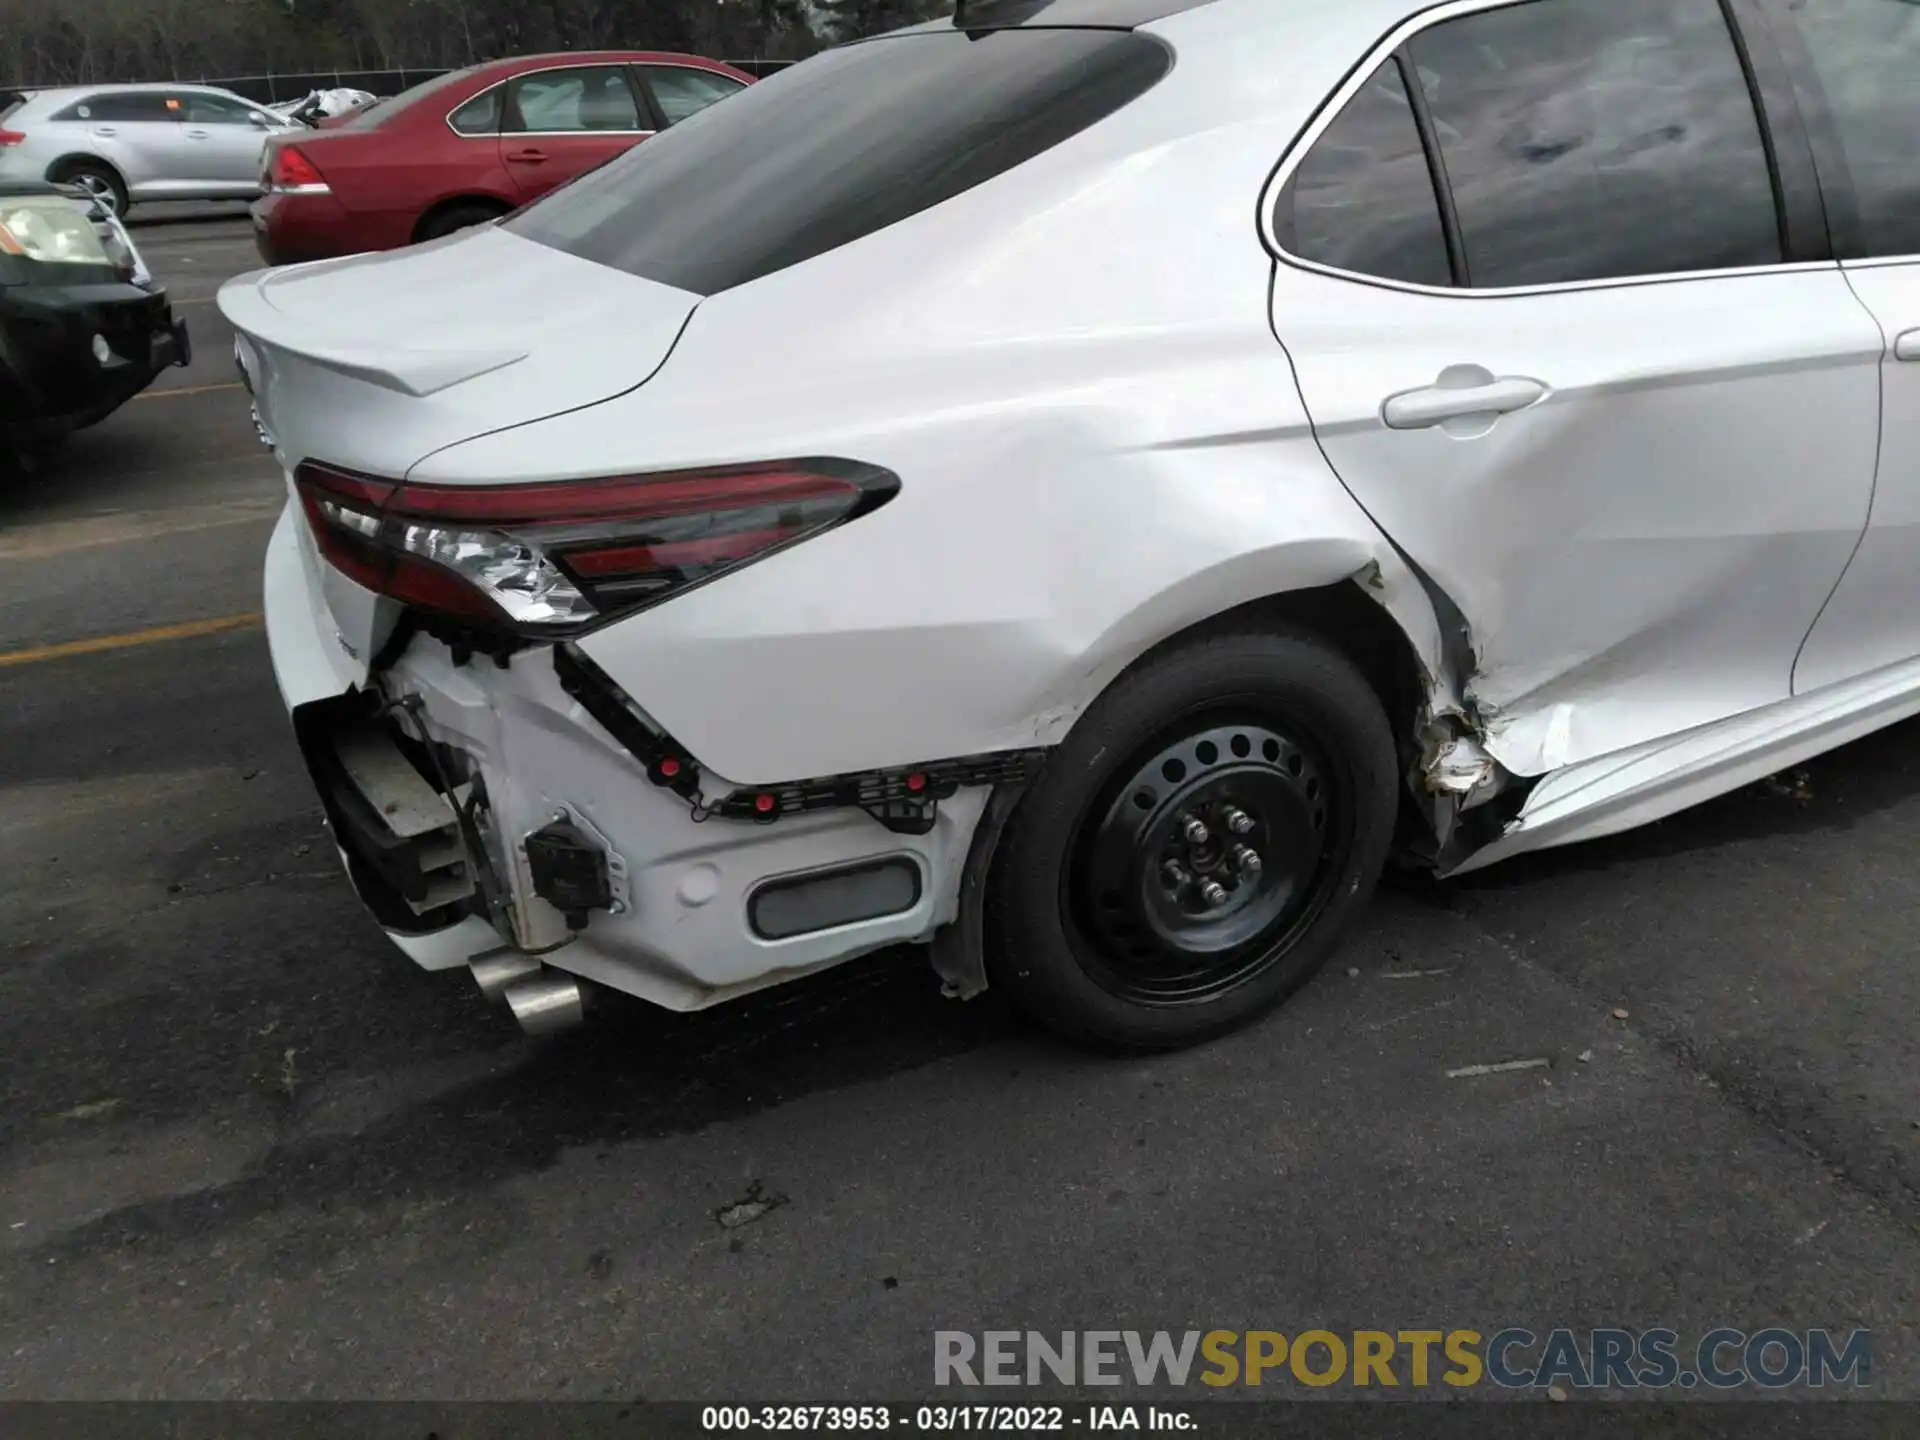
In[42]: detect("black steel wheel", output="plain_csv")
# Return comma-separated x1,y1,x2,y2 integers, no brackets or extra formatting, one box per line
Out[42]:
985,625,1397,1051
1067,719,1343,1005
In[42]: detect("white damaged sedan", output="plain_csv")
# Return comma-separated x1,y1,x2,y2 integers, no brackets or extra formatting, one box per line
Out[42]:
224,0,1920,1048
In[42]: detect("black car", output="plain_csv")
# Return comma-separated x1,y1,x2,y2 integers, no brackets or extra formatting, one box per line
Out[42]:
0,180,189,465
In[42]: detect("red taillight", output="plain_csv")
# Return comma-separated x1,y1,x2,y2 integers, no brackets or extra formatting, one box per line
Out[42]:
0,130,25,147
272,144,327,189
294,460,897,639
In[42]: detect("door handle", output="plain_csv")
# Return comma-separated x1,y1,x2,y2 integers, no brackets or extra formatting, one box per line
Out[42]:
92,126,117,137
1383,375,1548,431
1896,329,1920,363
506,148,548,163
185,128,210,139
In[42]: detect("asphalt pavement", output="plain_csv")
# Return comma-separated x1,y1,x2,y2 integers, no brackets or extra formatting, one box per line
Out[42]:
2,209,1919,1407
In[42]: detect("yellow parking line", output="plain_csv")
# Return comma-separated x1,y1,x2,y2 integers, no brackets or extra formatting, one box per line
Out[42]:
132,382,245,401
0,612,263,670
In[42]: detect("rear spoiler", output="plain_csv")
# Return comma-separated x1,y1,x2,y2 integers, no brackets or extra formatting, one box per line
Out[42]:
951,0,1215,29
218,266,527,398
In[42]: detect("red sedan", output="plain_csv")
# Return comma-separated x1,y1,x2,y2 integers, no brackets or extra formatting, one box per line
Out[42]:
251,52,752,265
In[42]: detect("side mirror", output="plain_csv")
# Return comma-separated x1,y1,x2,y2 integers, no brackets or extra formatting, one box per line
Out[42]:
249,111,273,128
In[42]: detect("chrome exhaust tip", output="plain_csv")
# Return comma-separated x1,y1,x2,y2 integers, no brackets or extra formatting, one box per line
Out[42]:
470,950,544,1003
502,974,586,1036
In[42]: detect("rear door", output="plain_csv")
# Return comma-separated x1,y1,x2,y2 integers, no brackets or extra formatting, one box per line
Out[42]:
56,91,190,194
501,64,654,203
1767,0,1920,693
1266,0,1884,775
176,90,283,191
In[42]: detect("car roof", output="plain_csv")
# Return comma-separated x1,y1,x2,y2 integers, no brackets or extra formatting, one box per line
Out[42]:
21,81,251,103
476,51,743,72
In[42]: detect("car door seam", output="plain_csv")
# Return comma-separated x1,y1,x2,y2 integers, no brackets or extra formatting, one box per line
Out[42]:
1791,268,1890,696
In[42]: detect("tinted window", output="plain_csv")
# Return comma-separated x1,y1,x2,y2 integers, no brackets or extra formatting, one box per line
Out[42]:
1280,59,1453,287
509,31,1171,296
448,86,503,136
182,92,269,125
54,92,177,123
1762,0,1920,258
642,66,745,126
1409,0,1782,287
508,66,642,133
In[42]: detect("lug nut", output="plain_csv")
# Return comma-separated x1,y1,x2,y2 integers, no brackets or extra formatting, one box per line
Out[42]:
1225,807,1256,836
1162,860,1192,888
1233,845,1262,875
1182,816,1211,845
1200,880,1229,908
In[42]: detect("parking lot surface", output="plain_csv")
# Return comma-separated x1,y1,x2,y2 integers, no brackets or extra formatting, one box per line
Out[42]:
3,211,1919,1402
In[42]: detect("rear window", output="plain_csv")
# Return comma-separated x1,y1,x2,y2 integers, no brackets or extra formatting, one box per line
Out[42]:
340,67,480,130
506,30,1173,296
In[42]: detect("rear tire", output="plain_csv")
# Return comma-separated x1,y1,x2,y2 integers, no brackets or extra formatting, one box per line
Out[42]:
51,158,127,218
415,201,507,243
984,626,1398,1051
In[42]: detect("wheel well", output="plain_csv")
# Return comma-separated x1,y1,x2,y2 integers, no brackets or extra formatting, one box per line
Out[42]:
46,153,123,187
1133,581,1431,758
412,195,512,243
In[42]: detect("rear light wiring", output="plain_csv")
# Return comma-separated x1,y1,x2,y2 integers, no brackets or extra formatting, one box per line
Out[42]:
294,457,898,648
553,645,1047,835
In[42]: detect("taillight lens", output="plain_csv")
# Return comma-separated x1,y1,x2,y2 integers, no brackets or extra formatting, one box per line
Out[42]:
294,460,897,638
272,145,327,189
0,130,26,147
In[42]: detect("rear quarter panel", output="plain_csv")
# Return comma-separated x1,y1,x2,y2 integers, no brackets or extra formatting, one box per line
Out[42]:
408,4,1454,785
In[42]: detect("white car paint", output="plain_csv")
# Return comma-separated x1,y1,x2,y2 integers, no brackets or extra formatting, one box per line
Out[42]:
1795,258,1920,693
231,0,1920,1022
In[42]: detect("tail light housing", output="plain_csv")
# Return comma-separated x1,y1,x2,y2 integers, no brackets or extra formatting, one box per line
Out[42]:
294,459,898,641
270,144,328,191
0,130,25,147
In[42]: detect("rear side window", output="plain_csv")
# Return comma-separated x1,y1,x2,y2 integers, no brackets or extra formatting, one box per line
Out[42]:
1408,0,1782,287
508,30,1172,296
641,66,746,126
448,86,504,136
1278,59,1453,287
508,66,644,134
1760,0,1920,258
54,92,177,123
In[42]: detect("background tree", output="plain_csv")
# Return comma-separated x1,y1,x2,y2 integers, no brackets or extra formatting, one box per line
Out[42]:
0,0,916,85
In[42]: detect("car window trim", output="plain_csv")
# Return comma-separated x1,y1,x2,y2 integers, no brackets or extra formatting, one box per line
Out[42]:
501,62,656,138
632,62,748,128
1259,0,1832,297
1743,0,1889,260
57,90,183,124
1394,50,1471,286
444,80,508,137
625,65,670,131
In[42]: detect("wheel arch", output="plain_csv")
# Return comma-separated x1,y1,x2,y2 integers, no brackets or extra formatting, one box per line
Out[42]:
931,566,1454,1006
411,193,514,244
44,152,127,192
1042,540,1457,764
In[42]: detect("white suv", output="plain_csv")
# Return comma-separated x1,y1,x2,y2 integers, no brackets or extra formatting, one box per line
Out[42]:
0,83,296,216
